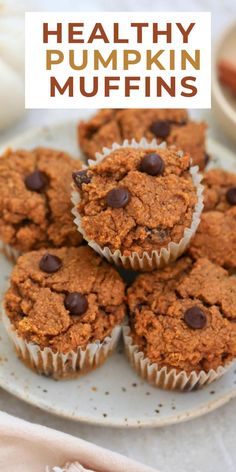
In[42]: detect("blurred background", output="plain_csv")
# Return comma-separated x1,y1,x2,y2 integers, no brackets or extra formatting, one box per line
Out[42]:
0,0,236,150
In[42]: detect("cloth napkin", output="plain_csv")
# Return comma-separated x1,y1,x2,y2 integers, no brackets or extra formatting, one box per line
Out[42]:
0,411,157,472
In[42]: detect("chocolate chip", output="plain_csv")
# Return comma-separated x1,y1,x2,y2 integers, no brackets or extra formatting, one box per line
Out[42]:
222,351,229,360
145,227,169,241
106,187,130,209
184,306,207,329
72,170,91,189
204,153,210,166
25,170,48,192
150,120,171,138
39,253,62,273
21,219,31,226
156,227,169,241
135,303,146,312
140,153,165,176
226,187,236,205
64,292,88,315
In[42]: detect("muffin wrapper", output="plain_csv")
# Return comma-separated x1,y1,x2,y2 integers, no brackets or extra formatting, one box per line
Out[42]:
0,241,20,263
123,326,231,391
2,310,121,380
71,138,204,271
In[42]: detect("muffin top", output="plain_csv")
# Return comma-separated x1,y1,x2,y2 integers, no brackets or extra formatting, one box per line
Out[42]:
203,169,236,212
4,246,126,352
0,147,83,252
188,210,236,270
127,257,236,374
74,146,198,255
78,108,207,169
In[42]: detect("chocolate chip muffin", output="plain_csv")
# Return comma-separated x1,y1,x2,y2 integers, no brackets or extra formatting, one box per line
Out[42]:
3,246,126,378
78,108,207,169
0,147,83,259
203,168,236,212
72,143,203,270
188,210,236,270
125,257,236,390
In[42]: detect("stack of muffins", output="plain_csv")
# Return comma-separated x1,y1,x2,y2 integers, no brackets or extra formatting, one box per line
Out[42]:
1,108,236,391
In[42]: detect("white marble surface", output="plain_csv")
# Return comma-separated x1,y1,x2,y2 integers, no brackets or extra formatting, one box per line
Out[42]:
1,1,236,471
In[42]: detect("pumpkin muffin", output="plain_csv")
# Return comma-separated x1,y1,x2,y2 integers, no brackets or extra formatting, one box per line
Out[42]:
188,169,236,269
124,257,236,390
78,108,207,169
188,209,236,270
3,246,126,378
203,168,236,212
72,143,203,270
0,147,83,260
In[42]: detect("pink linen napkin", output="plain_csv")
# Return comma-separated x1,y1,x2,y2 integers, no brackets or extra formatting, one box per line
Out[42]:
0,411,157,472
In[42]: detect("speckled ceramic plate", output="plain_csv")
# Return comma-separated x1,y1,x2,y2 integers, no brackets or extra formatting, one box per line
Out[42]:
0,121,236,428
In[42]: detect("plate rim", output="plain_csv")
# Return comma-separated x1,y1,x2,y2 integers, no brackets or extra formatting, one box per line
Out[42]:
0,121,236,428
0,355,236,428
0,119,80,155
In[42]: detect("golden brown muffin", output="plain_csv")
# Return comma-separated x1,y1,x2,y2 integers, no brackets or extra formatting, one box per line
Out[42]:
4,246,126,352
203,168,236,212
73,146,198,256
0,147,83,253
188,209,236,270
78,108,207,169
127,257,236,374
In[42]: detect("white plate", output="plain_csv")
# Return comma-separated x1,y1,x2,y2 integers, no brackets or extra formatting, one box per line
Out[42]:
0,121,236,428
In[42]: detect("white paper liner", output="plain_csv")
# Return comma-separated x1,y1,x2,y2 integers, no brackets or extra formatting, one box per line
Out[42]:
123,326,232,391
0,240,20,263
2,309,121,380
71,138,204,271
